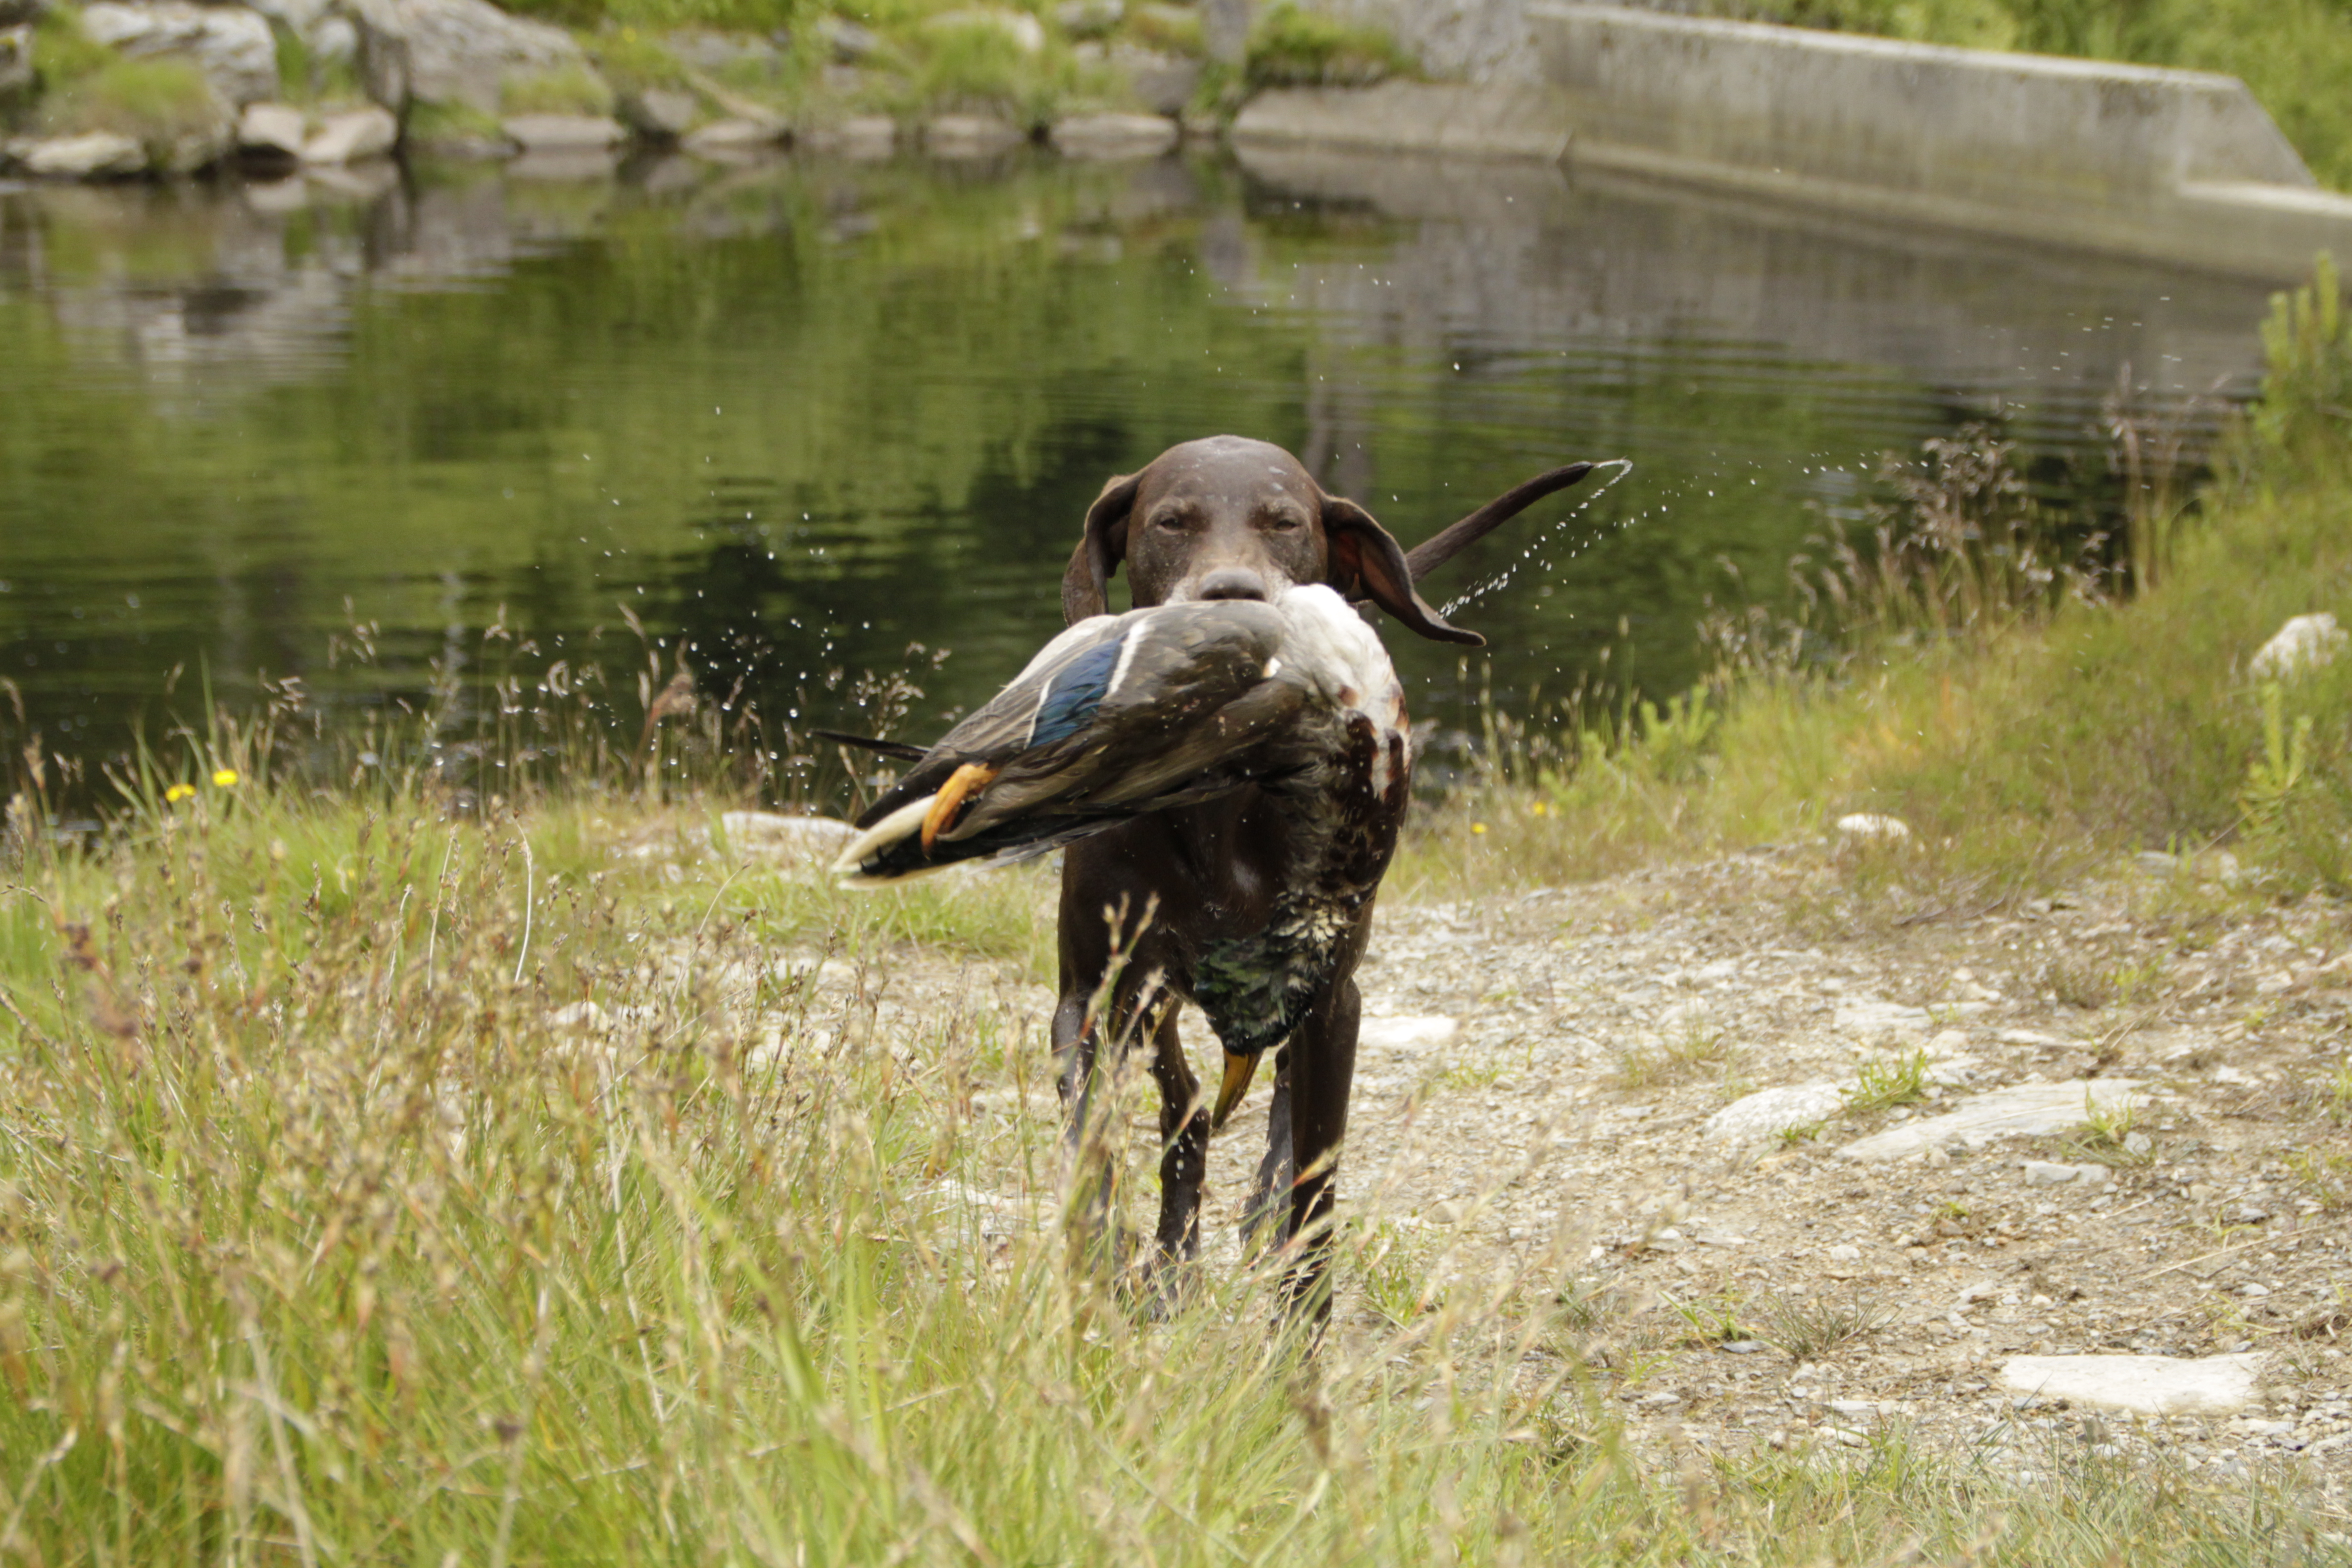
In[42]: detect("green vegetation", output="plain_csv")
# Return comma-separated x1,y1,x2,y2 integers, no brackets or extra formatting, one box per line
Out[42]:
1246,0,1414,89
1397,259,2352,911
37,55,222,151
1693,0,2352,187
500,59,622,114
0,733,2340,1560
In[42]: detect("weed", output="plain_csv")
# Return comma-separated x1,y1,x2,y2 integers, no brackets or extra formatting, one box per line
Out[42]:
1609,1024,1739,1090
1777,1119,1825,1146
2286,1148,2352,1212
38,54,221,150
501,62,619,115
1757,1288,1894,1359
1419,1056,1512,1096
2300,1060,2352,1124
1673,1286,1758,1347
2064,1095,2155,1167
1846,1048,1930,1115
1354,1219,1447,1325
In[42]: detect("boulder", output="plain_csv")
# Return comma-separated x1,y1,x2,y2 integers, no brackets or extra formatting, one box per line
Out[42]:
342,0,586,113
2000,1353,2266,1417
2250,611,2345,680
12,130,147,176
1049,111,1177,159
501,113,626,150
236,100,307,156
1110,43,1197,116
1837,1078,2149,1162
300,103,396,162
815,14,880,62
923,113,1021,157
619,85,699,140
0,0,47,26
78,1,278,104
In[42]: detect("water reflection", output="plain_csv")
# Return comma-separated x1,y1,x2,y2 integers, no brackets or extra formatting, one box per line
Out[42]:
0,146,2281,802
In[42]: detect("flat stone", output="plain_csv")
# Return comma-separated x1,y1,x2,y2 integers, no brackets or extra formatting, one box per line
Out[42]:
1836,812,1911,839
1702,1079,1849,1144
1834,997,1931,1037
501,114,627,151
1357,1015,1458,1052
238,101,308,156
80,0,278,104
682,117,783,155
800,114,896,158
2000,1353,2266,1417
923,114,1022,157
300,105,397,163
2020,1158,2111,1187
1050,111,1178,159
14,130,147,177
1838,1079,2150,1162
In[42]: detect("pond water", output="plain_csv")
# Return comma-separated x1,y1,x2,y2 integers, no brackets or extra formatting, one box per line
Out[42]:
0,145,2285,805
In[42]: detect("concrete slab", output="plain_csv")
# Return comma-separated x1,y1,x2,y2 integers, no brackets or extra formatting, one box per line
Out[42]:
1233,80,1571,162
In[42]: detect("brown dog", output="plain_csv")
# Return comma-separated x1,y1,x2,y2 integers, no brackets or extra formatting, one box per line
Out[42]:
1052,435,1591,1312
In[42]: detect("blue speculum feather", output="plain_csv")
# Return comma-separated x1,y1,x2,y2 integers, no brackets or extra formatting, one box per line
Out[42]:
1029,631,1125,748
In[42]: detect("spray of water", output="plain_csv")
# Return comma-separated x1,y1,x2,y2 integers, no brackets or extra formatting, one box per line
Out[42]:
1438,456,1638,617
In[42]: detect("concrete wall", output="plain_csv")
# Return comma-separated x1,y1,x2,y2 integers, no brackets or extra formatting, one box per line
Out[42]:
1248,0,2352,281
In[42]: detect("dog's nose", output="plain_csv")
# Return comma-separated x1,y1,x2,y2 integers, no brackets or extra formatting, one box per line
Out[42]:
1195,567,1269,602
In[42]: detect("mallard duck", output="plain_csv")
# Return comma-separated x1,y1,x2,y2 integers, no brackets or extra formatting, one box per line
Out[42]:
833,583,1410,1118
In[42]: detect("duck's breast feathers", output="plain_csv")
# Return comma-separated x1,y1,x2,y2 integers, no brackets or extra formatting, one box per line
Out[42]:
1274,585,1406,732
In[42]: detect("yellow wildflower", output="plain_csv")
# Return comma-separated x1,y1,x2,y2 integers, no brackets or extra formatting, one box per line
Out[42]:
212,768,240,788
1470,822,1487,834
164,783,195,803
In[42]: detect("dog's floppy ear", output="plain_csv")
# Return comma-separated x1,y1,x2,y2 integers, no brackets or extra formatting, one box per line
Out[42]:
1321,495,1484,646
1062,472,1139,625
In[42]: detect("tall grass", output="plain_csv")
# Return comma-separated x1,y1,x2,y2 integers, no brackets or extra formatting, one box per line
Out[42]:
1,748,2341,1560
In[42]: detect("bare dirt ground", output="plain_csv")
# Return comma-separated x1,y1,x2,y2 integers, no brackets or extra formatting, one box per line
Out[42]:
712,835,2352,1514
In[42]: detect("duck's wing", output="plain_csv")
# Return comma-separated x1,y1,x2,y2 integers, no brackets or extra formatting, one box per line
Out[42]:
834,601,1302,883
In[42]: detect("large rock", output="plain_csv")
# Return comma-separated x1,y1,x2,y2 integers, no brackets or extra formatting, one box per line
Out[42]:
1837,1079,2149,1162
237,99,307,156
79,1,278,104
342,0,586,113
2250,611,2345,679
1703,1080,1853,1145
1110,43,1197,116
619,85,699,140
1050,111,1177,159
11,130,147,176
300,103,397,162
2000,1353,2266,1417
501,113,626,151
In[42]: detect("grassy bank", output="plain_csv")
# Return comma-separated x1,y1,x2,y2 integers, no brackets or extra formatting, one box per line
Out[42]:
3,774,2342,1562
1691,0,2352,188
1403,260,2352,915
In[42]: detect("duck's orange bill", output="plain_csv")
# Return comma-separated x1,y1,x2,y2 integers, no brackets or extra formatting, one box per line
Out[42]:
920,762,1000,852
1212,1050,1260,1130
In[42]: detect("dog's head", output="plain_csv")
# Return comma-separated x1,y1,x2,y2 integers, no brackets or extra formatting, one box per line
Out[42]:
1059,435,1481,645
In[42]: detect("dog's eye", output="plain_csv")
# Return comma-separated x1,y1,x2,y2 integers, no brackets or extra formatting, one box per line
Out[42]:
1152,512,1190,532
1263,513,1303,531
